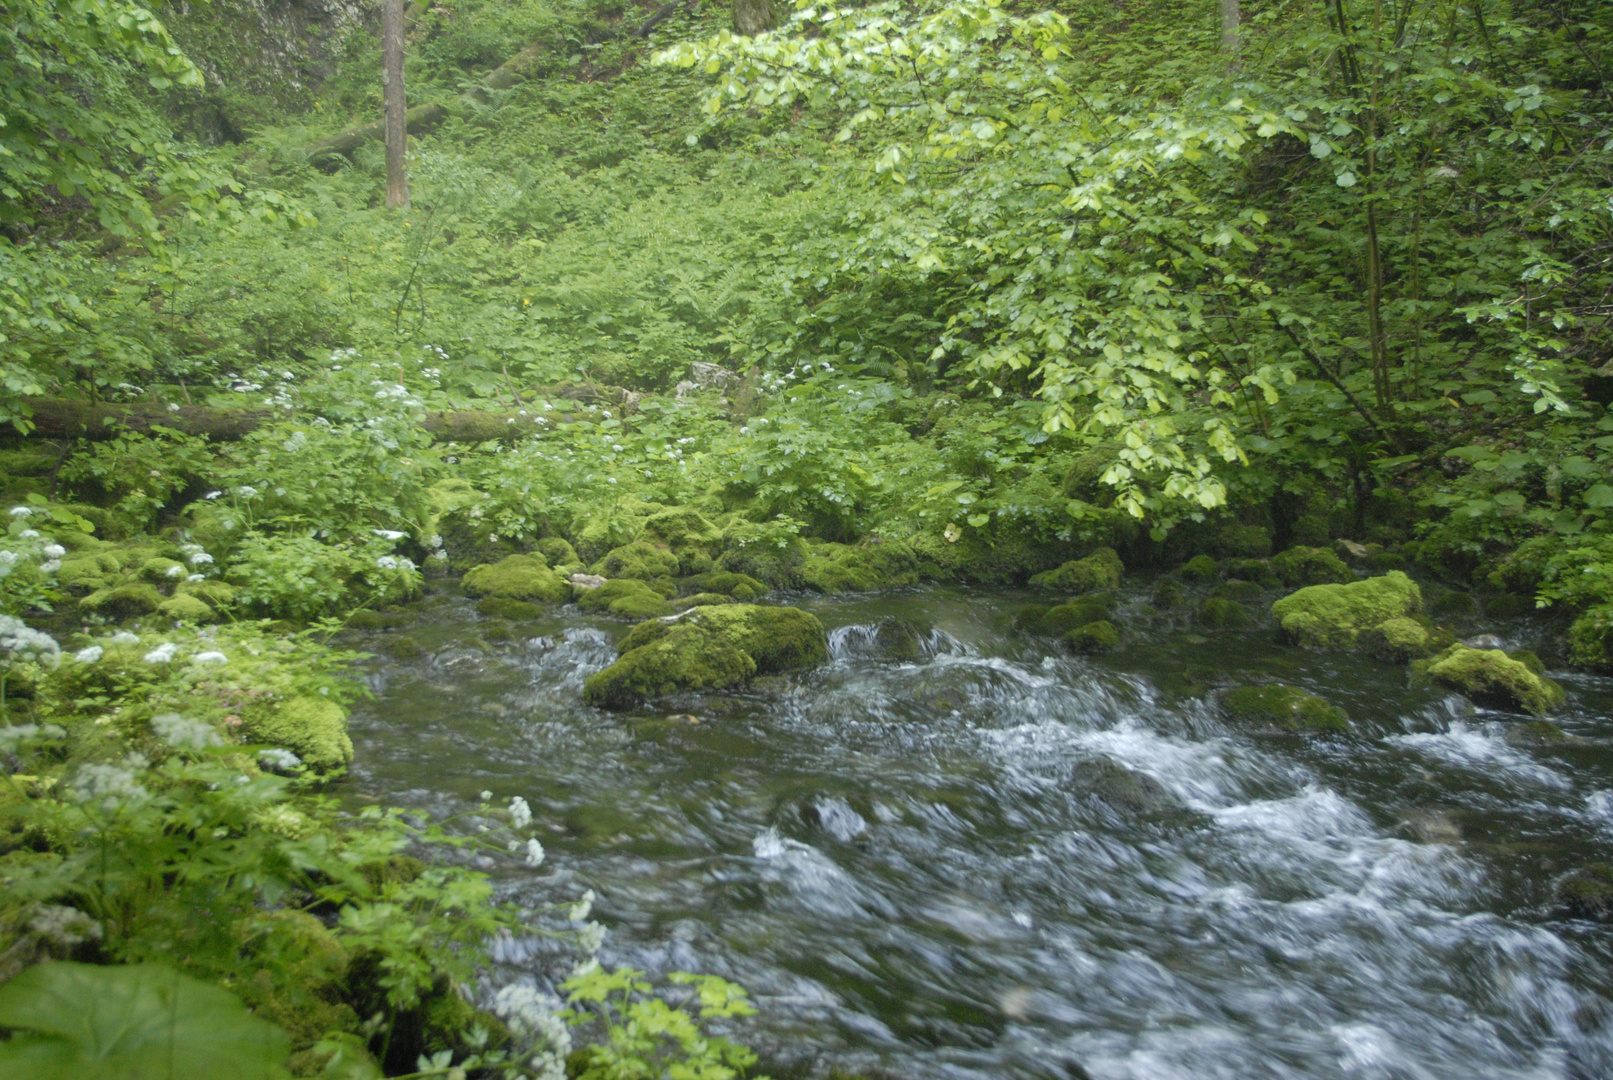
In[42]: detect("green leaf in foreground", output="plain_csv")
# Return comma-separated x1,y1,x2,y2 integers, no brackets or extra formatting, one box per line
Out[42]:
0,961,291,1080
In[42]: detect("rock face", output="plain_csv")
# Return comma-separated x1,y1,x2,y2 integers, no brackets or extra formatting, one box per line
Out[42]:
1220,684,1348,733
1030,548,1123,593
1269,571,1421,649
460,554,570,604
583,604,829,709
1416,644,1565,714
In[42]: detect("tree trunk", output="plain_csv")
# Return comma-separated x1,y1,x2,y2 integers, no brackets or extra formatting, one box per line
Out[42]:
383,0,409,209
734,0,772,36
1220,0,1240,66
305,103,445,164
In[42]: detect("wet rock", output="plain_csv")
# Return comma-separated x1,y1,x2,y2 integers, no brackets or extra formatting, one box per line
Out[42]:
1395,809,1462,845
1030,547,1123,593
1359,615,1451,662
591,540,680,581
1220,684,1348,733
1414,644,1564,714
1151,579,1186,609
569,572,607,590
1505,719,1572,747
583,604,828,709
1069,758,1176,814
1557,864,1613,920
460,553,569,604
576,578,675,619
1196,596,1248,628
1269,571,1420,649
1271,545,1352,587
240,694,353,772
1212,579,1264,602
1224,557,1280,587
1179,554,1218,582
1017,595,1113,636
1063,620,1120,654
800,539,920,593
1463,633,1506,650
378,634,426,660
869,617,934,662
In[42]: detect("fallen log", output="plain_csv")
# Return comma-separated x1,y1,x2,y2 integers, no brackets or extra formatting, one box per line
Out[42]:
305,102,447,163
17,399,560,443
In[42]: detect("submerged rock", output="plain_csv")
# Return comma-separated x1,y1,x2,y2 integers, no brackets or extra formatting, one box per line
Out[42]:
1220,684,1348,733
1269,570,1421,649
1070,758,1176,814
1557,864,1613,920
1064,620,1120,654
460,554,569,604
1151,579,1186,609
1029,547,1123,593
1415,643,1564,714
583,604,829,709
476,596,544,621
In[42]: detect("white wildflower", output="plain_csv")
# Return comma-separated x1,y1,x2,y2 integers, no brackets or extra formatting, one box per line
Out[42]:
110,631,140,645
192,651,228,665
204,490,223,500
19,529,39,539
258,748,303,772
42,543,65,559
188,573,205,582
568,889,595,923
0,724,65,752
0,616,59,663
479,790,492,802
508,795,532,829
68,763,149,812
142,642,178,664
0,551,15,565
577,921,605,953
524,838,545,867
8,507,31,517
372,529,406,541
428,535,444,549
189,552,214,565
40,560,60,574
74,645,104,663
235,486,259,498
492,985,571,1064
164,564,184,578
151,713,221,750
282,431,308,452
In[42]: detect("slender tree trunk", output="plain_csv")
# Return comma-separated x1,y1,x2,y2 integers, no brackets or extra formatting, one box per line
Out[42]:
1220,0,1240,67
734,0,772,36
382,0,409,209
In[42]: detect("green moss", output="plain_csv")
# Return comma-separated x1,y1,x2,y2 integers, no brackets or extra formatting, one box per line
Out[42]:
1507,648,1546,675
379,635,426,660
476,596,544,620
1271,545,1352,587
175,579,236,609
1360,615,1450,661
1270,571,1421,649
1419,644,1564,714
1221,685,1348,733
800,540,919,593
1064,620,1120,654
636,508,723,562
575,578,675,619
1196,596,1248,628
1569,603,1613,671
138,556,187,584
1557,863,1613,920
240,695,353,772
1224,557,1280,587
1151,579,1186,609
906,527,1099,586
583,623,756,708
56,557,110,594
1029,547,1123,592
1425,585,1477,619
681,570,768,601
1212,579,1264,602
535,537,580,568
460,554,569,603
591,541,680,580
157,593,216,623
1179,555,1218,582
1510,719,1568,745
674,592,735,609
80,582,164,617
1019,595,1113,635
679,604,830,672
1211,523,1272,559
1364,551,1408,573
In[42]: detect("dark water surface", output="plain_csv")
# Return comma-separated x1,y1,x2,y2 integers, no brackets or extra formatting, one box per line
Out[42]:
344,584,1613,1079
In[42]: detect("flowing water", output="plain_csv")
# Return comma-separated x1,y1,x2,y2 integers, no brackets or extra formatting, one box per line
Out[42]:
344,583,1613,1079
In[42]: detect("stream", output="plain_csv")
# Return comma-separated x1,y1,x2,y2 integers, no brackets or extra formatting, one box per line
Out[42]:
343,582,1613,1080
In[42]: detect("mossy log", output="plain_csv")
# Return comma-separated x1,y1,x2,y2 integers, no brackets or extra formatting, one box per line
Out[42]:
305,101,446,163
19,398,552,443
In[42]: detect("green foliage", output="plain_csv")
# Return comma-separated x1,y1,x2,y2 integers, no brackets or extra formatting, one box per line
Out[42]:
0,961,292,1080
562,965,769,1080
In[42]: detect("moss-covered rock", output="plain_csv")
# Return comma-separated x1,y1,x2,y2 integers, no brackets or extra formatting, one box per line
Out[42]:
1271,545,1352,587
460,554,569,604
1030,547,1123,593
1064,620,1120,654
636,508,723,567
1017,595,1113,636
1364,551,1408,573
680,570,768,601
175,578,236,609
1151,579,1186,609
138,556,187,584
1359,615,1452,662
591,541,680,581
1179,555,1218,582
584,603,829,709
712,519,808,588
56,557,111,594
1568,603,1613,671
80,582,164,618
1507,719,1569,746
476,596,544,620
1221,684,1348,733
1270,571,1421,649
1225,557,1281,588
906,527,1100,586
240,695,353,772
673,592,735,609
156,593,215,623
1196,597,1249,628
1417,644,1565,714
535,537,580,569
1557,863,1613,920
575,578,675,619
799,540,920,593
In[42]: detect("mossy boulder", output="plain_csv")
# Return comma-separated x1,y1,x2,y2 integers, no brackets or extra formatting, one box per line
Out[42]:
1221,685,1348,733
1557,863,1613,920
1017,595,1113,636
713,520,809,588
906,527,1096,586
476,596,544,620
1196,596,1249,628
241,695,354,772
800,540,919,593
1225,558,1281,588
156,593,215,623
681,571,768,601
1151,579,1186,609
535,537,580,569
56,556,113,594
583,604,828,709
674,593,735,609
636,508,723,569
80,582,164,618
460,554,569,604
1568,603,1613,671
1270,571,1421,649
1179,555,1218,582
592,541,680,581
1030,547,1123,593
575,578,675,619
1507,719,1569,746
1271,545,1352,587
1417,644,1565,714
138,556,187,584
1064,620,1120,654
1359,616,1453,662
175,578,236,609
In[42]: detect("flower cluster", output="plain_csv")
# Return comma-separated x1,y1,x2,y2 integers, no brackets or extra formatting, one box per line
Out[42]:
151,712,222,751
